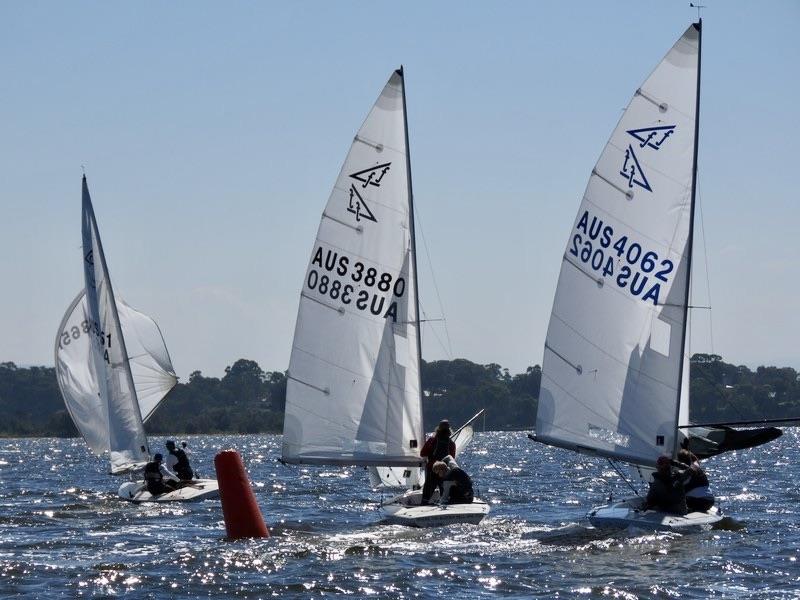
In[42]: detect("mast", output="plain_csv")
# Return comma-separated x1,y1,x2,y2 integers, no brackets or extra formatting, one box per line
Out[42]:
398,66,425,426
83,176,149,460
672,19,702,459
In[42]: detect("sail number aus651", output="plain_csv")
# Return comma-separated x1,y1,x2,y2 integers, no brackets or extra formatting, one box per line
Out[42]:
571,210,675,306
58,318,113,363
307,245,406,322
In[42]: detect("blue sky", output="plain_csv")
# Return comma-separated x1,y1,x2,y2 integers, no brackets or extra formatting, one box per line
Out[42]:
1,1,798,378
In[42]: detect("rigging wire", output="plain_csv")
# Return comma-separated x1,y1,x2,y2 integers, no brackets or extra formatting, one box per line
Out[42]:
697,189,716,355
607,458,640,497
419,303,451,362
697,182,750,421
414,200,454,358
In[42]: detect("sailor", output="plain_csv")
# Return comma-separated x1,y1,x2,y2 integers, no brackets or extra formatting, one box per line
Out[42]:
420,420,456,505
643,455,688,515
677,449,715,512
165,440,194,481
143,453,179,496
431,455,474,505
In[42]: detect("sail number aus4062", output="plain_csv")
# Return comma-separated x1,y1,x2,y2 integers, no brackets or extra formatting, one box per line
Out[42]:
570,210,676,306
58,318,113,364
307,245,406,322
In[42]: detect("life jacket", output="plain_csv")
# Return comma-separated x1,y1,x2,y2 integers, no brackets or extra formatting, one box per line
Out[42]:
648,470,688,515
684,466,713,499
169,448,193,479
144,461,162,484
432,435,452,461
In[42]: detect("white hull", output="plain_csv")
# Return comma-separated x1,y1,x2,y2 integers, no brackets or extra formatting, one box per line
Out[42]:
380,488,489,528
588,496,722,532
118,478,219,503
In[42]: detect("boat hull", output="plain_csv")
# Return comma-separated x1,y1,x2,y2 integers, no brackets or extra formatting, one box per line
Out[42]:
118,478,219,503
588,496,722,532
380,488,489,528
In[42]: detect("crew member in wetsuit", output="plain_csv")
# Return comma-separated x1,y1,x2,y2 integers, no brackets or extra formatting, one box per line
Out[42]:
165,440,194,481
420,420,456,505
143,453,179,496
677,449,715,512
432,456,474,505
643,455,688,515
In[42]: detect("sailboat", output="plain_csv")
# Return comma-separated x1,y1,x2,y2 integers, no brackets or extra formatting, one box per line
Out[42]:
55,176,219,503
280,68,489,527
532,21,781,532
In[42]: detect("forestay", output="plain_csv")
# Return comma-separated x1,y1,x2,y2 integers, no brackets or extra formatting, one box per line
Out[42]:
55,291,178,454
536,25,700,466
282,70,424,467
78,176,150,473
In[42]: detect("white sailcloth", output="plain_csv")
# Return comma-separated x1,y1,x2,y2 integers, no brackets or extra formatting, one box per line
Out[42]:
55,291,178,455
282,70,423,467
536,25,700,466
77,176,150,473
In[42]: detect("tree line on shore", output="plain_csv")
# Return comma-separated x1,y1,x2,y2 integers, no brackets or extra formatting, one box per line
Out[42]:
1,354,799,437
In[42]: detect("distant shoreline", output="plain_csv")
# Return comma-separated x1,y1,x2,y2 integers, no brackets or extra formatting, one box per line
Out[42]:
2,355,799,438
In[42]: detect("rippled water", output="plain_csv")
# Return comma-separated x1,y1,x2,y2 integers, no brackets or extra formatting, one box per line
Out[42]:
1,430,798,598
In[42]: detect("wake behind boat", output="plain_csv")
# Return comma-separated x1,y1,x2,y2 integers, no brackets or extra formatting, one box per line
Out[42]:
280,69,487,527
55,176,218,503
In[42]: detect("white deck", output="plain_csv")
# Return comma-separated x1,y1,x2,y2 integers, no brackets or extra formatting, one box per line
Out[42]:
380,488,489,528
588,496,722,532
118,478,219,503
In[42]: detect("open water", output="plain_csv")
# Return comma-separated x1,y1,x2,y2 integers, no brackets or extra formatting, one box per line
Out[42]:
0,430,798,598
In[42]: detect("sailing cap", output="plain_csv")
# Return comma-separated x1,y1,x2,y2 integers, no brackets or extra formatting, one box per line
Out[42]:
436,420,451,433
656,455,671,469
154,453,163,461
165,440,175,448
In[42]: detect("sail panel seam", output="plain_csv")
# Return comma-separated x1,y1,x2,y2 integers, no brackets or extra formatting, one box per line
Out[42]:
548,311,681,392
322,212,363,233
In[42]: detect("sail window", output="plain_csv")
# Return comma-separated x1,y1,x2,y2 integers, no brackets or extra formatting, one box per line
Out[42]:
649,318,672,357
588,425,630,447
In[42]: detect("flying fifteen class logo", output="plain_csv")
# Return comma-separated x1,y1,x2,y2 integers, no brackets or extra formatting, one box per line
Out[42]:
346,163,391,223
619,125,676,193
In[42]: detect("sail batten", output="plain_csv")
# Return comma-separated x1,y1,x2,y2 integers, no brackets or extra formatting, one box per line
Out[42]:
282,71,423,467
536,25,700,467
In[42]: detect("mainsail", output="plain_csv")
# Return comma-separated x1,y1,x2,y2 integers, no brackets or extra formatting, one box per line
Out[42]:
282,69,424,467
62,176,151,474
536,24,701,467
55,291,178,454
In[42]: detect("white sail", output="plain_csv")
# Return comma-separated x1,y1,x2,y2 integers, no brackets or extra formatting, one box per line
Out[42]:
79,176,150,474
116,298,177,421
536,24,700,467
55,291,178,453
282,70,423,467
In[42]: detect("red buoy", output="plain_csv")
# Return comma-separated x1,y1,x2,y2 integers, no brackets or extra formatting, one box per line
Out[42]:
214,450,269,539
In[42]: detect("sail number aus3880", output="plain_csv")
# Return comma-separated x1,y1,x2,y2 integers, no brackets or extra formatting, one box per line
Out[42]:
307,245,406,322
571,210,676,306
